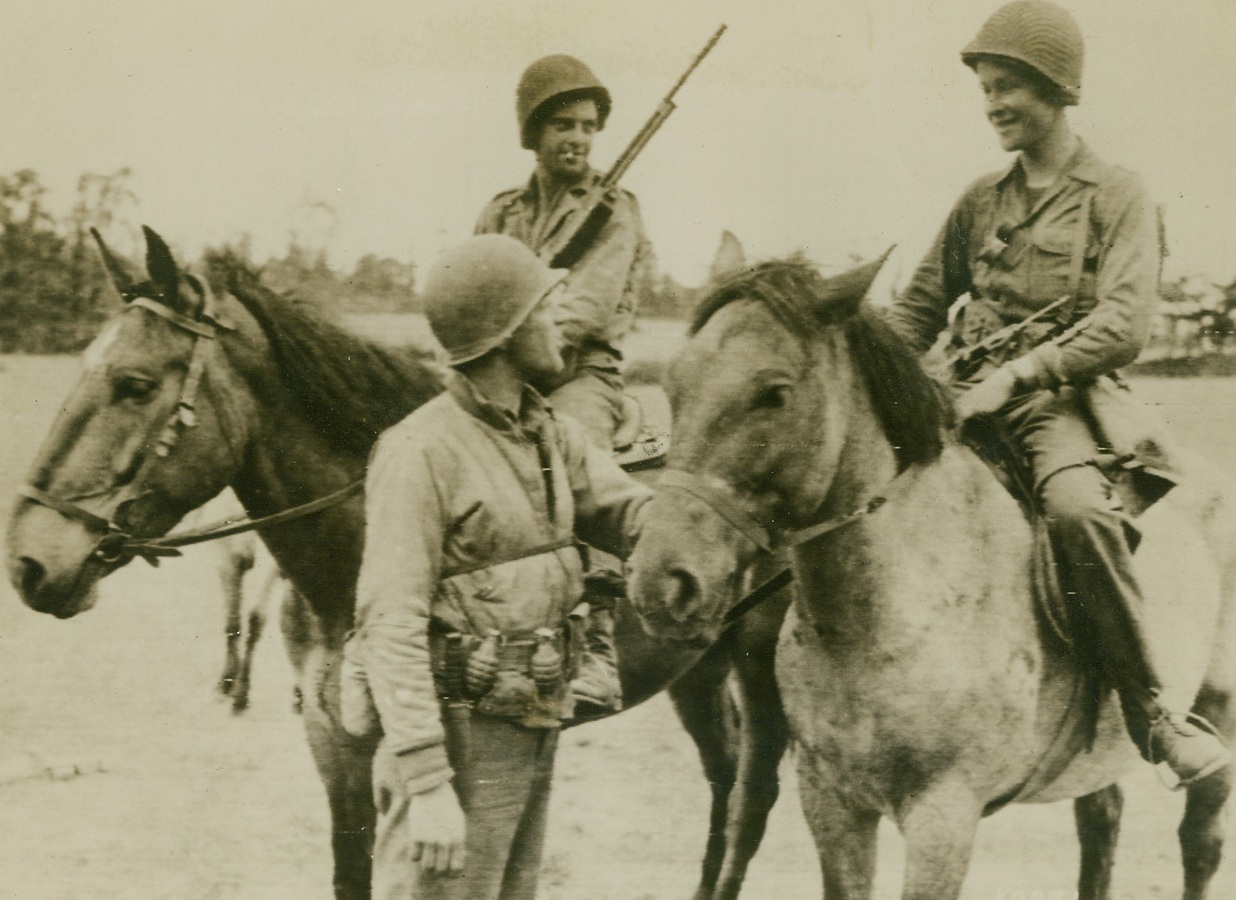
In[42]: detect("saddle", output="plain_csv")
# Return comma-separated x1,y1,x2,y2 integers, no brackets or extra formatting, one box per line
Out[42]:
962,376,1186,806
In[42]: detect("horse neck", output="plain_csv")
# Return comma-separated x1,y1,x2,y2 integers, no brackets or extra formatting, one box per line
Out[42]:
792,343,941,642
811,339,901,519
218,322,368,636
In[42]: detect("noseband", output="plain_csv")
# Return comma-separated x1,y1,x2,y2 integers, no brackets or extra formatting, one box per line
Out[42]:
18,290,235,565
655,466,915,626
656,467,906,555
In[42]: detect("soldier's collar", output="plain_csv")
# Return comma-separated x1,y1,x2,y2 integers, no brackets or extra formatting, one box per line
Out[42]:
995,139,1100,189
447,370,550,435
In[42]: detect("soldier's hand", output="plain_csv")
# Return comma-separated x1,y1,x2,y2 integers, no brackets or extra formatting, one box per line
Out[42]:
955,366,1018,420
408,781,466,874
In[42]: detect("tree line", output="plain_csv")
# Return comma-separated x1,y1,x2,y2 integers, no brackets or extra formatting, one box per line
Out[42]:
0,167,705,356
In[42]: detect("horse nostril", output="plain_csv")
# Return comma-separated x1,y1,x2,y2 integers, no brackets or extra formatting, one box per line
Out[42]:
667,568,701,621
18,557,46,602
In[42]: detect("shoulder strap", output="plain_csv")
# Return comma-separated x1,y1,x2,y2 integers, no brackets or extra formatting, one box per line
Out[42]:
443,535,578,579
1057,188,1095,326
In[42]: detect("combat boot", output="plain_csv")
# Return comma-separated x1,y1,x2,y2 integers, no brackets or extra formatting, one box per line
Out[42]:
569,569,624,715
1147,711,1231,788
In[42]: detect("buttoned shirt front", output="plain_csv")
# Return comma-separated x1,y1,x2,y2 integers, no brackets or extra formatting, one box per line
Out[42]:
889,141,1160,390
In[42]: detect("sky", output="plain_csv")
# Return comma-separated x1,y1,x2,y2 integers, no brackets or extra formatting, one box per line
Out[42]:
3,0,1235,291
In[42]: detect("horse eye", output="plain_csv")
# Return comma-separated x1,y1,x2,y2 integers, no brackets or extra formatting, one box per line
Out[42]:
753,384,789,410
114,376,158,405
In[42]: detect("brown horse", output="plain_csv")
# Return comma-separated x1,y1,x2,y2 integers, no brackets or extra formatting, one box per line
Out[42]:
627,257,1236,900
5,226,789,900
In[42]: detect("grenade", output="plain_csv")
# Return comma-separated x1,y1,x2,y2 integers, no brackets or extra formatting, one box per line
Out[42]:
466,629,501,697
530,628,563,697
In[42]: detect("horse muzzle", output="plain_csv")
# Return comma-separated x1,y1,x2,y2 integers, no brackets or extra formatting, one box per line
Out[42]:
6,503,106,618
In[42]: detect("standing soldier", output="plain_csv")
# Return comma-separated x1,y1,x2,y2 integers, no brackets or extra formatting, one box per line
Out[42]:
350,234,650,900
475,55,655,715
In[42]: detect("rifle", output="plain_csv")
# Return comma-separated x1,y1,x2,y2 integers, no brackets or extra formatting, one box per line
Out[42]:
949,292,1076,380
540,25,727,270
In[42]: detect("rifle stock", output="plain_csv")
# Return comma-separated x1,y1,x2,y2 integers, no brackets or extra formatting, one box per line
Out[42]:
541,25,726,270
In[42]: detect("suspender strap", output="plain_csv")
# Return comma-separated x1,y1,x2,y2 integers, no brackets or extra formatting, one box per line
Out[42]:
1058,188,1094,326
444,536,579,579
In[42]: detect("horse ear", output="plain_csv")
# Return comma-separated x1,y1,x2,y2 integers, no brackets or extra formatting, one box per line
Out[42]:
810,246,895,325
91,228,138,300
143,225,181,297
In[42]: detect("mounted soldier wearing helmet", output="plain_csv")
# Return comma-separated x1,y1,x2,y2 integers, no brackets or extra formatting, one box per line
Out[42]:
474,53,660,721
889,0,1229,787
476,54,652,450
348,234,650,900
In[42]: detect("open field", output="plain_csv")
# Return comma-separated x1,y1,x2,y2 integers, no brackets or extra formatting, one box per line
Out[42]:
2,339,1236,899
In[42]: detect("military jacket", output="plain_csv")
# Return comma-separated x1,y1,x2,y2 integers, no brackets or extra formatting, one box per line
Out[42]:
475,170,652,369
889,141,1160,390
352,371,649,791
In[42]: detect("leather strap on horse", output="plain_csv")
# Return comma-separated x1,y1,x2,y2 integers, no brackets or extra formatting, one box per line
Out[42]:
658,466,921,626
17,484,116,534
117,480,367,560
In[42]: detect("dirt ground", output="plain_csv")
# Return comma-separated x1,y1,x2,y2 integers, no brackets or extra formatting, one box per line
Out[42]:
2,349,1236,900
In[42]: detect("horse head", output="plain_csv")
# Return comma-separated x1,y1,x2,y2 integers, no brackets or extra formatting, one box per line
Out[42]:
628,250,927,644
7,227,256,618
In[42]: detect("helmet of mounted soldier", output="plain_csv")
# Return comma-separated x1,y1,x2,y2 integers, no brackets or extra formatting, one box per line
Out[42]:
516,55,612,150
961,0,1084,106
423,235,565,366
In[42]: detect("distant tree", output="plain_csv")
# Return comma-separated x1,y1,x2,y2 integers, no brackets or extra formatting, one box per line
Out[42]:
0,168,129,353
347,254,419,312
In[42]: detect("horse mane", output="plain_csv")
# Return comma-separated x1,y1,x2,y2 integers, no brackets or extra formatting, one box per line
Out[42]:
225,267,446,459
691,259,954,469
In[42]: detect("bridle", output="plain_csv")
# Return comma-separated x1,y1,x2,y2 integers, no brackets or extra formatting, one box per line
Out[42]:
655,465,918,625
18,287,361,567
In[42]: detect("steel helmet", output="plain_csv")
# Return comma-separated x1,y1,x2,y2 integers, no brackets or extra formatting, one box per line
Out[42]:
516,55,611,150
961,0,1084,105
423,235,564,366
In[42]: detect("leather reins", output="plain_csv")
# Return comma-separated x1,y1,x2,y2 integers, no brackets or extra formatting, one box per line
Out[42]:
654,466,918,625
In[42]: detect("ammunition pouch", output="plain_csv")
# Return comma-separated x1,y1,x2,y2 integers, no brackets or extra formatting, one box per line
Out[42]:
430,623,579,729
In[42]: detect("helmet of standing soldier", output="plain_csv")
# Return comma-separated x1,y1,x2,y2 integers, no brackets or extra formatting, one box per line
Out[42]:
516,55,612,150
961,0,1084,106
422,235,565,366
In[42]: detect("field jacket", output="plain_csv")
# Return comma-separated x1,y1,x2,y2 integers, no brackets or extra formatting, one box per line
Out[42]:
889,141,1161,391
475,169,653,370
352,371,649,793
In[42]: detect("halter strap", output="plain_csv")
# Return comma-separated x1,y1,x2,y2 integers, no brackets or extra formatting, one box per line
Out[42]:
17,484,117,534
128,295,231,338
658,465,916,555
655,464,922,627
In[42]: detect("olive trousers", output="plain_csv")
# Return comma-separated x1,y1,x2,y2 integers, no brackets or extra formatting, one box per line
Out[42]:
372,714,559,900
996,384,1164,714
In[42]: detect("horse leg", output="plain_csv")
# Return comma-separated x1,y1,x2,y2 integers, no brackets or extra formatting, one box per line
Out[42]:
897,780,982,900
301,642,377,900
797,764,880,900
1180,684,1233,900
280,585,315,715
217,556,245,698
668,639,739,900
711,596,791,900
1074,784,1123,900
231,593,267,714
